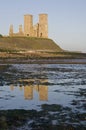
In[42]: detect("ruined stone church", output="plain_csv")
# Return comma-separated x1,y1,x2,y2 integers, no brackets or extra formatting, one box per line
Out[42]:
9,14,48,38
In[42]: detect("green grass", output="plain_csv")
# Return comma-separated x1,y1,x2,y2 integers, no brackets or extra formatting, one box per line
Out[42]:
0,37,62,52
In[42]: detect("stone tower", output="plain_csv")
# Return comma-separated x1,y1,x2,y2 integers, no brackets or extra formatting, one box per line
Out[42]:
39,14,48,38
9,24,13,36
24,14,33,37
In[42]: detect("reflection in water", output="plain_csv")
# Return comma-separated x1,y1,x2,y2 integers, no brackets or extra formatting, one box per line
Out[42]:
0,64,86,113
9,79,48,101
34,85,48,101
10,85,14,91
0,64,86,129
19,85,23,91
39,86,48,101
24,86,33,100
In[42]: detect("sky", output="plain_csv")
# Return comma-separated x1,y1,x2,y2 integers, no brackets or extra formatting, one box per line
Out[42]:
0,0,86,52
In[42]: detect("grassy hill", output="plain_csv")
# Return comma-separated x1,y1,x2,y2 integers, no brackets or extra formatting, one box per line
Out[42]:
0,37,86,60
0,37,62,52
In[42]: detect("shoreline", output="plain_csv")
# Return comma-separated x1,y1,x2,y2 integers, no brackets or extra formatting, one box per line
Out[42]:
0,58,86,64
0,50,86,64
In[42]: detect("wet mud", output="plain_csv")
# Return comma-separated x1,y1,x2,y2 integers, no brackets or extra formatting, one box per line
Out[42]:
0,63,86,129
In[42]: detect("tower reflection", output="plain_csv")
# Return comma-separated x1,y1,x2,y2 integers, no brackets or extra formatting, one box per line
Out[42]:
24,85,33,100
39,86,48,101
34,85,48,101
10,79,48,101
19,85,23,91
10,85,14,91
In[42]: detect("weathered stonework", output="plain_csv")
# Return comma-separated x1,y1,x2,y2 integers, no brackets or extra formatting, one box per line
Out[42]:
19,25,23,36
9,14,48,38
9,25,24,37
39,14,48,38
9,25,13,36
24,14,33,37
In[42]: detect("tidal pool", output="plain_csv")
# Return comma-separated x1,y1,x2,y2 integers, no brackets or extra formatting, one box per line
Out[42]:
0,63,86,129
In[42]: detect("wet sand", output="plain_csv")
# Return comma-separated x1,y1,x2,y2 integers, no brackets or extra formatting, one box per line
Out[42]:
0,58,86,64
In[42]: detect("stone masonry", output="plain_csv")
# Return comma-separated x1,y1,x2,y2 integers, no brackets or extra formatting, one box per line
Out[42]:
9,14,48,38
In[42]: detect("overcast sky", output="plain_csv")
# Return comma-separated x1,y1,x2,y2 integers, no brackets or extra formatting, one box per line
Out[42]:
0,0,86,52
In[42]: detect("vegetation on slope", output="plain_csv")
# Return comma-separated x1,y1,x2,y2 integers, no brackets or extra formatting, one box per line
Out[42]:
0,37,62,52
0,37,86,59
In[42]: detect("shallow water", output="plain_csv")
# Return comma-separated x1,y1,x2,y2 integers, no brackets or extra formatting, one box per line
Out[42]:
0,64,86,112
0,63,86,129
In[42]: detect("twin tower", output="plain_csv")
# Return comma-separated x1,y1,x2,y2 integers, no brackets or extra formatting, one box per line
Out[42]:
9,14,48,38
